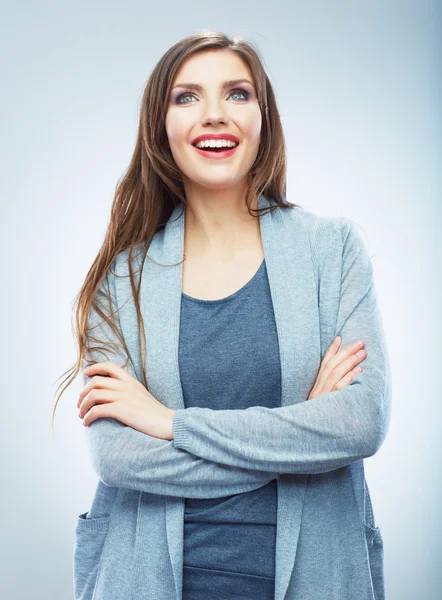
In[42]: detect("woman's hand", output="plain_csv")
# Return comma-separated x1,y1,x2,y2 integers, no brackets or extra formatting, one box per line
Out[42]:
77,362,177,440
278,336,366,475
307,336,366,401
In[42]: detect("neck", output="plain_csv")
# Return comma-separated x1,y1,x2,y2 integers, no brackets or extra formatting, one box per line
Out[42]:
183,192,261,260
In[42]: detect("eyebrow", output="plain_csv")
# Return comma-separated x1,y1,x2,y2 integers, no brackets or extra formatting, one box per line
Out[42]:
172,78,255,91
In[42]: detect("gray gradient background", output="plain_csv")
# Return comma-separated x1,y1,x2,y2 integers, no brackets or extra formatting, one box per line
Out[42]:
2,1,440,598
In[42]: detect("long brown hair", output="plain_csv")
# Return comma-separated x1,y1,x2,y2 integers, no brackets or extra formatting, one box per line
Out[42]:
52,29,300,431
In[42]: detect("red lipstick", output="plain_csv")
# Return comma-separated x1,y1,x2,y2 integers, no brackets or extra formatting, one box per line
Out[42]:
191,133,240,159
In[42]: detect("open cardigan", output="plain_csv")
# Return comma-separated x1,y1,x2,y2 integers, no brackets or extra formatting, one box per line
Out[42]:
73,194,392,600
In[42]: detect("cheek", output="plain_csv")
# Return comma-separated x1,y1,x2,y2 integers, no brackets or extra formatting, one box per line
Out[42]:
165,113,187,146
241,109,262,144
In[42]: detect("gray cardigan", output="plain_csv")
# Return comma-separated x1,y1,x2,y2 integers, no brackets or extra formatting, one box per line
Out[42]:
74,193,392,600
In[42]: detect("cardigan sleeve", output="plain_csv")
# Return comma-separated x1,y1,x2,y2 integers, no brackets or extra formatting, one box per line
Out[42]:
82,269,277,498
172,218,392,474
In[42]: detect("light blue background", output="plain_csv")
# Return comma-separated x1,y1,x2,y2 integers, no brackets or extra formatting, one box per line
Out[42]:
1,1,440,598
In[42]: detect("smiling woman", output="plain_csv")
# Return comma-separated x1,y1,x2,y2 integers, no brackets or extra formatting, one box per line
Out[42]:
54,28,390,600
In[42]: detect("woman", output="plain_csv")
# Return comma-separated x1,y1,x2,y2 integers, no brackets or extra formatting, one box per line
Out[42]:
57,30,391,600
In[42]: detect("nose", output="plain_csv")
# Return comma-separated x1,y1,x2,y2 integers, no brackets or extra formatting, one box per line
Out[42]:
201,113,228,126
201,98,228,126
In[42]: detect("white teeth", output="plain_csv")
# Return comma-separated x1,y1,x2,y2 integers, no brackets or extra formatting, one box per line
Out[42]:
195,139,238,149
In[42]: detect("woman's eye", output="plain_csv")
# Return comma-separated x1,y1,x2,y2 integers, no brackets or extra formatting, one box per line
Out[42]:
175,92,195,104
231,89,249,101
175,88,250,104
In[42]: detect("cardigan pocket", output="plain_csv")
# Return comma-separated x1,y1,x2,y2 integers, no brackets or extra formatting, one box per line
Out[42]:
73,511,110,600
363,522,385,600
363,481,385,600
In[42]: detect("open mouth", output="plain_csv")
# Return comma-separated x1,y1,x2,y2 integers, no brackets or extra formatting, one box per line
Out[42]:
192,143,240,159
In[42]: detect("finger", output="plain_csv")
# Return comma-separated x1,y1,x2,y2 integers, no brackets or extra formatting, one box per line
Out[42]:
331,341,364,372
316,339,349,390
317,336,341,377
77,374,121,408
332,349,366,384
319,341,364,388
324,336,342,361
334,366,363,391
82,401,119,427
83,361,132,379
333,371,354,391
79,389,120,419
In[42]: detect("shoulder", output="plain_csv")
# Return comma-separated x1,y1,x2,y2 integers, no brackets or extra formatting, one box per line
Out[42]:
284,205,359,265
289,205,360,243
281,206,372,284
112,243,146,278
97,243,146,308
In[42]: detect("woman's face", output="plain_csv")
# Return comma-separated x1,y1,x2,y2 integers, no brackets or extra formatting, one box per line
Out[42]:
165,49,262,192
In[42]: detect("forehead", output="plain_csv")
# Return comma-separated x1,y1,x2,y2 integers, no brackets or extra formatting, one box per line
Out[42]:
172,50,253,86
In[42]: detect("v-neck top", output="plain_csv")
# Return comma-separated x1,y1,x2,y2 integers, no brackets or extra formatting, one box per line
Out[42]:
178,257,281,598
